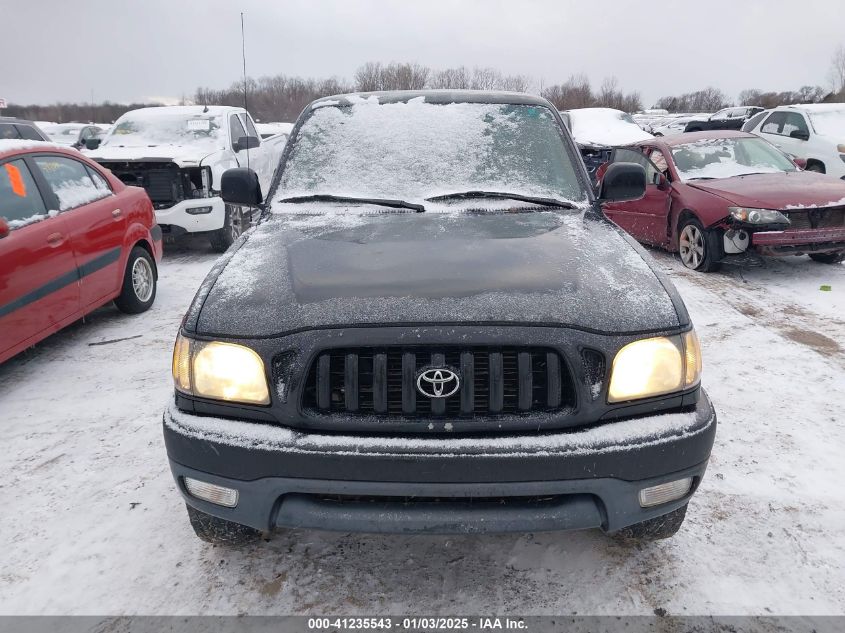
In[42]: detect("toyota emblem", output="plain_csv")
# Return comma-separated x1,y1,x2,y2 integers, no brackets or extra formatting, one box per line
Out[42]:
416,367,461,398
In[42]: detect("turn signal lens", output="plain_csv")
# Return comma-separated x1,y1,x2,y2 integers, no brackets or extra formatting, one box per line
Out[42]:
638,478,693,507
172,334,192,392
184,477,239,508
683,330,703,387
608,336,684,403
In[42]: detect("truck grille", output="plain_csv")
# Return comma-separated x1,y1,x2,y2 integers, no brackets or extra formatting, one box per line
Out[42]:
98,162,186,209
302,347,575,418
785,208,845,230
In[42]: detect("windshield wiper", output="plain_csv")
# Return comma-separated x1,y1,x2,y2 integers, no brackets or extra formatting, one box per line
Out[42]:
425,191,579,209
278,194,425,212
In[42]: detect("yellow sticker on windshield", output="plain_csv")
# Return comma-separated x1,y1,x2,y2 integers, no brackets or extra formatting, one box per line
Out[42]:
4,163,26,197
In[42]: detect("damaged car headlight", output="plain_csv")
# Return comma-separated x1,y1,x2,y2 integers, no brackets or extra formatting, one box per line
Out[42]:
172,334,270,405
608,332,701,403
728,207,789,226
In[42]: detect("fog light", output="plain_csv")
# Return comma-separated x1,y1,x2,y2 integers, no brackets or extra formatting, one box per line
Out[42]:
185,206,213,215
184,477,239,507
638,478,692,508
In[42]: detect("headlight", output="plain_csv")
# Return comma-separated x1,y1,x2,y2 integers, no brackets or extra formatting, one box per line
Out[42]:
728,207,789,225
608,332,702,403
172,334,270,405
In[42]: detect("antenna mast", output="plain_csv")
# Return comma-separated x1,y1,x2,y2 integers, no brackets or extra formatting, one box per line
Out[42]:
241,12,250,171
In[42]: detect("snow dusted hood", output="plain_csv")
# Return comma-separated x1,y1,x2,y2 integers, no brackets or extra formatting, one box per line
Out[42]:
687,171,845,210
87,144,224,168
189,209,683,338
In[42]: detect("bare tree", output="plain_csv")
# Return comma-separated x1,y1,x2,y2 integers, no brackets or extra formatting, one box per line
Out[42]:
354,62,385,92
429,66,471,89
829,44,845,95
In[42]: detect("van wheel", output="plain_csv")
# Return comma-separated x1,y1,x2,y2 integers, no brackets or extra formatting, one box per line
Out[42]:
115,246,156,314
209,205,248,253
612,504,688,542
186,504,262,546
809,251,845,264
678,217,721,272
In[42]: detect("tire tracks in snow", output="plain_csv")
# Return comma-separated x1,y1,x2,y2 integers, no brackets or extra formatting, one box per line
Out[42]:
652,252,845,368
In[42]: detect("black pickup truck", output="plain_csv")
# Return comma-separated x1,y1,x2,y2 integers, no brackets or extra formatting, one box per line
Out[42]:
163,90,717,546
684,106,764,132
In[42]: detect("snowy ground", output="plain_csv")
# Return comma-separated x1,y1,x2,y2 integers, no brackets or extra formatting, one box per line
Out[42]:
1,239,844,616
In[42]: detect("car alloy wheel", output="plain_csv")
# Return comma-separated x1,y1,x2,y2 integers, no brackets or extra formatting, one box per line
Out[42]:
679,224,705,269
131,256,155,302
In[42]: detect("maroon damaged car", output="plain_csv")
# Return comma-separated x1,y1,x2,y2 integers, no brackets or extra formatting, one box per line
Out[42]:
598,130,845,271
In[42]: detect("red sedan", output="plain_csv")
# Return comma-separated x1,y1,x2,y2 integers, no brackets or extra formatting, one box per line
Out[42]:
598,130,845,271
0,140,163,364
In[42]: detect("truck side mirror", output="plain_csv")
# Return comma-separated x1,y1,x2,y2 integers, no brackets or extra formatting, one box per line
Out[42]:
221,168,263,207
85,138,102,150
233,136,260,152
789,130,810,141
598,163,647,202
0,218,10,239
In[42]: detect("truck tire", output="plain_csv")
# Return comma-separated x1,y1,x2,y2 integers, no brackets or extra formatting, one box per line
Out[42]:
186,504,262,546
678,217,721,272
809,251,845,264
805,162,825,174
209,205,247,253
114,246,157,314
612,504,688,542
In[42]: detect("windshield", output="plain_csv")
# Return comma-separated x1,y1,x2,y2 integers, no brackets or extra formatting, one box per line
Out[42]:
277,98,587,204
671,137,796,180
43,126,82,145
808,110,845,138
99,111,226,149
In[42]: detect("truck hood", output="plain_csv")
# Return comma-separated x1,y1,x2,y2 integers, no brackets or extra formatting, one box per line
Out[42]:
190,209,682,338
687,171,845,209
87,144,224,168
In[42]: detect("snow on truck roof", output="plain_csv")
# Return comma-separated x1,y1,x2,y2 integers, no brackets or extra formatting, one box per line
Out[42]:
310,90,554,108
117,105,246,119
562,107,654,147
782,103,845,113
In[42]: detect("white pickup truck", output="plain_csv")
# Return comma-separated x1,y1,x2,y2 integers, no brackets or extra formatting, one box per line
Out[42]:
88,105,286,251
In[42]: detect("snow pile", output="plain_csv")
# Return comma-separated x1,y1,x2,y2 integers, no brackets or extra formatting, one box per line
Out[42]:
54,181,111,211
565,108,654,147
784,196,845,210
276,97,585,203
0,139,66,153
98,106,227,151
165,401,709,457
7,209,59,229
807,109,845,138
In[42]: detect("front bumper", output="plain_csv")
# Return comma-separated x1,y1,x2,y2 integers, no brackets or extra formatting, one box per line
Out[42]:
752,227,845,255
155,196,226,234
163,390,717,534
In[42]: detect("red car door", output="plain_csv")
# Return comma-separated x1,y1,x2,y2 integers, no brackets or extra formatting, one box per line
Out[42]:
30,154,126,310
0,156,80,361
602,147,672,246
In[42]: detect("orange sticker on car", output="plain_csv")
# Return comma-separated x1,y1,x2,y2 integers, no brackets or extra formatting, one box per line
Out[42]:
4,163,26,197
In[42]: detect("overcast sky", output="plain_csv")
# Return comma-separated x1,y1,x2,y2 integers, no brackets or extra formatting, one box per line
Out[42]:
1,0,843,109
